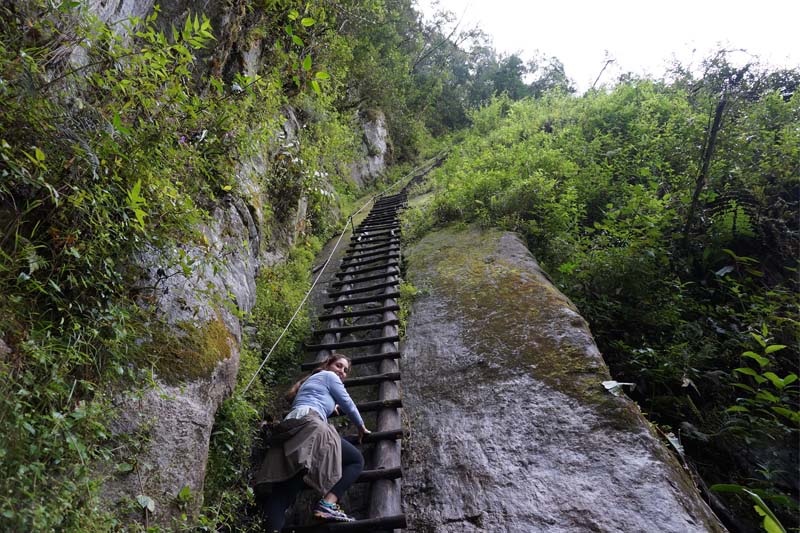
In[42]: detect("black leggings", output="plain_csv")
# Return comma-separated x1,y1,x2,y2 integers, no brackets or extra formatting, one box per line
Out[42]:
262,437,364,532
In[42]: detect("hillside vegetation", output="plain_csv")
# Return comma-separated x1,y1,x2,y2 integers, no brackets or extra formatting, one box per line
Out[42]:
409,55,799,531
1,0,797,530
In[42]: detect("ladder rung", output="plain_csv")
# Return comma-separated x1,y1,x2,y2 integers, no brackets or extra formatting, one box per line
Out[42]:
356,467,402,483
353,398,402,412
341,247,396,262
344,428,403,444
305,335,399,351
354,223,399,233
344,371,400,388
330,270,399,287
301,351,400,370
347,239,399,252
340,253,400,268
318,305,400,321
282,513,406,532
326,281,398,298
335,261,399,278
323,291,400,308
313,318,399,335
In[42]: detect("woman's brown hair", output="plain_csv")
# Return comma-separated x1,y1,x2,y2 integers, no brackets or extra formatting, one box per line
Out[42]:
286,353,351,402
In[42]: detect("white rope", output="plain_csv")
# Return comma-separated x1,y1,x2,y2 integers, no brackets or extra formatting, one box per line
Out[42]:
239,157,437,395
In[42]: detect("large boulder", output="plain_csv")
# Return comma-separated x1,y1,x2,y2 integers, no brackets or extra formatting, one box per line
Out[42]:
401,225,725,532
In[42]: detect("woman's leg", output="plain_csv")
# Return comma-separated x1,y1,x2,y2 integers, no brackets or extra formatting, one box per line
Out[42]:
261,472,307,532
327,436,364,501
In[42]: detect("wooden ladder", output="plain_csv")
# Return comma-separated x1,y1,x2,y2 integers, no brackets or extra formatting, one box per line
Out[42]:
283,192,407,532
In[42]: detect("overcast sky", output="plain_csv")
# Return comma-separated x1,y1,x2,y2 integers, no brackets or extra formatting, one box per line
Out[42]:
417,0,800,92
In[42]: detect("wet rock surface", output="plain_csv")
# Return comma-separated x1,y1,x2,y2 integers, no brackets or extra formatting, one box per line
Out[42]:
402,225,725,532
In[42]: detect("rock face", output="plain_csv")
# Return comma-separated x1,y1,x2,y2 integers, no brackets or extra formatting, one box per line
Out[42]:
402,225,725,532
102,119,306,525
350,110,390,187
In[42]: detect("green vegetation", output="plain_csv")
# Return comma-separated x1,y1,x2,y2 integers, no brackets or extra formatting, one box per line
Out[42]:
3,0,543,525
4,0,793,530
410,53,799,529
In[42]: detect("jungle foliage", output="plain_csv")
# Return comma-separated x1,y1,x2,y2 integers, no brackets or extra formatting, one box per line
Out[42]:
0,0,544,530
414,52,799,530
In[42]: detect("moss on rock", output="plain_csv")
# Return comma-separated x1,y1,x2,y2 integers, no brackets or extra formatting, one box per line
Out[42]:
406,224,640,424
140,316,234,384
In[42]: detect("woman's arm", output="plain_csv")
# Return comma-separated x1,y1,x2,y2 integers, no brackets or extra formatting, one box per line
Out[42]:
324,371,366,429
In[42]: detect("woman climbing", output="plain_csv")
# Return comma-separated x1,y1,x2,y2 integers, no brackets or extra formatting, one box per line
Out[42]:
254,353,370,531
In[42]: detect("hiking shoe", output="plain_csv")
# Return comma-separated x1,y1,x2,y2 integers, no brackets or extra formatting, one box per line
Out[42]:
313,499,356,522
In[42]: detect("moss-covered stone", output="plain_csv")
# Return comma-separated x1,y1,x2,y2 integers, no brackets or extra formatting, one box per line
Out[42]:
406,224,640,425
140,316,234,384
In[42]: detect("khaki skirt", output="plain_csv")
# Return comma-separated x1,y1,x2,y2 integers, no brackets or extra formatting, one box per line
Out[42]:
253,412,342,495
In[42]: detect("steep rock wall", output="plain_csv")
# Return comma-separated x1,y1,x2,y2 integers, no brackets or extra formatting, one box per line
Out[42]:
350,110,390,187
63,3,390,525
402,225,725,532
101,120,304,525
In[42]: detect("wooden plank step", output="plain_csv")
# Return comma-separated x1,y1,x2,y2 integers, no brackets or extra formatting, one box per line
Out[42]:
323,290,400,308
282,514,406,532
318,304,400,321
301,351,400,370
326,281,397,298
344,371,400,388
343,428,403,444
370,201,404,211
341,247,395,262
346,229,398,239
329,270,399,288
354,223,399,233
346,239,399,252
340,253,400,269
358,218,399,228
356,467,402,482
360,213,398,223
313,318,399,335
334,261,399,278
353,398,402,412
305,335,399,351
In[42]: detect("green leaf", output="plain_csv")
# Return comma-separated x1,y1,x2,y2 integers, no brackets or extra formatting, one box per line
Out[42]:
764,344,786,354
710,483,745,493
302,54,312,71
116,462,134,473
178,485,192,500
750,332,767,348
742,351,769,367
221,185,232,191
782,373,798,386
315,71,330,80
754,390,780,403
744,489,786,533
762,372,785,389
288,9,299,20
771,406,800,423
726,406,749,413
112,112,131,135
311,80,321,96
34,146,45,162
136,494,155,513
734,367,763,380
292,35,304,46
732,382,755,393
301,17,315,27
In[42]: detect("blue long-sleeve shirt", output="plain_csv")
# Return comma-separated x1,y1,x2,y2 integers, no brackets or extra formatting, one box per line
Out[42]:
293,370,365,428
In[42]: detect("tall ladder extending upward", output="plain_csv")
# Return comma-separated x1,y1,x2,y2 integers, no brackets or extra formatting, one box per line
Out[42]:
283,192,407,532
